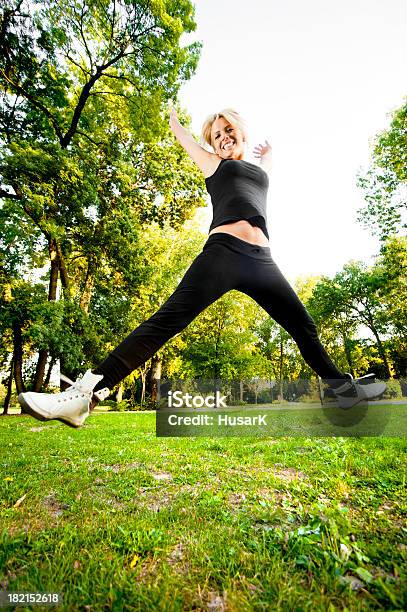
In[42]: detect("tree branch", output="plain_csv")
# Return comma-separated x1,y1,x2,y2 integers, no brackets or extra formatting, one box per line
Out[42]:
75,130,105,147
57,242,71,294
111,0,117,47
65,53,91,78
101,71,141,92
79,4,94,70
0,188,21,200
48,17,162,148
89,90,140,102
3,93,20,144
0,70,64,142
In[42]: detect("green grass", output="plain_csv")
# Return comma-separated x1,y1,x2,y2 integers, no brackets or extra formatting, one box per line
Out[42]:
156,403,407,438
0,410,406,611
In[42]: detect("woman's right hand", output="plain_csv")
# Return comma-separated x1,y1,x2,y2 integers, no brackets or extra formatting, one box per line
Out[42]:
169,102,178,128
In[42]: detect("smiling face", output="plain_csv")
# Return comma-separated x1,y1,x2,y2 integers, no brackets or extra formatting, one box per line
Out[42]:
210,116,245,160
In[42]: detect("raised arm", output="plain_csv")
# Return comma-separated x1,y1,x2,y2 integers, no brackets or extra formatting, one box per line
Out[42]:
253,140,272,174
169,106,217,176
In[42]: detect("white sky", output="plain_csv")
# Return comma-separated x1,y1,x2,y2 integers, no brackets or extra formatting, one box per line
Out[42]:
179,0,407,279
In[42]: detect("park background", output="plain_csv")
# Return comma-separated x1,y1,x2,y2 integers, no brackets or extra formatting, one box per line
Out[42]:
0,1,406,610
1,0,406,410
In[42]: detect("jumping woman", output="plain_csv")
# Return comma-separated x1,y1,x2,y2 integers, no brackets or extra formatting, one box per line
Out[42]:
18,107,386,427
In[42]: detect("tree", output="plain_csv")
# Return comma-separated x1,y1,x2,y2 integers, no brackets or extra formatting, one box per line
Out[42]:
310,262,393,378
175,289,271,383
255,316,303,401
357,99,407,240
306,276,360,376
373,236,407,377
107,218,206,404
0,0,205,393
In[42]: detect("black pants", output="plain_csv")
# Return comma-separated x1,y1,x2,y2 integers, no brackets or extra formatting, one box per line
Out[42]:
94,233,345,390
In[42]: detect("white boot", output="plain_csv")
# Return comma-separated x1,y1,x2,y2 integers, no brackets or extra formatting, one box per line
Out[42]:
333,374,387,409
18,370,111,428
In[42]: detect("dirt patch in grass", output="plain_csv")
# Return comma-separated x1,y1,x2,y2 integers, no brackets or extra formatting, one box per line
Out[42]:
42,491,69,519
0,567,26,590
85,485,128,512
102,464,122,473
205,590,227,611
167,542,190,575
371,567,398,582
152,472,173,481
226,488,299,513
3,524,26,538
272,466,307,481
101,461,144,473
124,461,144,470
147,493,172,513
132,555,159,583
134,485,179,513
378,503,393,512
339,574,366,591
225,465,307,483
227,492,247,509
256,488,295,505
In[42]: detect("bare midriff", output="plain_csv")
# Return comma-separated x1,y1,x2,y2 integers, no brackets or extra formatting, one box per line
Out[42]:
208,220,269,247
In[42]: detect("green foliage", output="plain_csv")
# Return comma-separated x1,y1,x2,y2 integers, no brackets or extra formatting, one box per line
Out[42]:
298,379,322,403
381,379,403,399
1,3,405,397
374,236,407,340
307,255,405,378
357,99,407,239
256,316,304,396
172,289,273,382
0,0,206,392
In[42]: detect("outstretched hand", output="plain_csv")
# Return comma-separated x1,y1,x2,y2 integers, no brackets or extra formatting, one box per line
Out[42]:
253,139,272,159
169,101,178,127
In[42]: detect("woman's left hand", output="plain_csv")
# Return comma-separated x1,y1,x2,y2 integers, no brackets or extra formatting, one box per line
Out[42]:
253,140,272,159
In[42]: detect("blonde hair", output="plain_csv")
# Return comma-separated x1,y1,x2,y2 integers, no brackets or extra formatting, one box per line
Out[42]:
200,108,248,151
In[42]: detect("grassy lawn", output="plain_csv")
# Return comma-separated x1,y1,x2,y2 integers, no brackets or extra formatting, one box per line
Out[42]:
0,409,406,611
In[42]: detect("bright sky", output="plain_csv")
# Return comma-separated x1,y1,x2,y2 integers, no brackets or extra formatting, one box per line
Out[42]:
179,0,407,280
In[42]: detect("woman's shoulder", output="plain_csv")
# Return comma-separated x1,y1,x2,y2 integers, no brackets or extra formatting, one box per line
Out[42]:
204,155,226,180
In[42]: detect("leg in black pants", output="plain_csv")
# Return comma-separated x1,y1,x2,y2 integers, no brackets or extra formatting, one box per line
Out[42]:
236,250,345,382
94,232,346,392
93,236,242,390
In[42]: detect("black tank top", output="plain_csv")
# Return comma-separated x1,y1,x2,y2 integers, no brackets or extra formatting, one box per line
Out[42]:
205,158,270,240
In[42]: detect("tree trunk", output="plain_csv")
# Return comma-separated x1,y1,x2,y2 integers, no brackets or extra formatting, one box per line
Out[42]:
372,330,391,378
33,349,49,392
57,244,70,296
43,356,56,389
149,354,162,407
317,376,324,406
278,333,284,401
364,309,391,378
240,380,244,402
59,356,70,390
116,385,123,403
342,332,355,377
12,322,25,395
2,359,14,415
79,261,94,313
140,365,147,407
33,237,60,391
